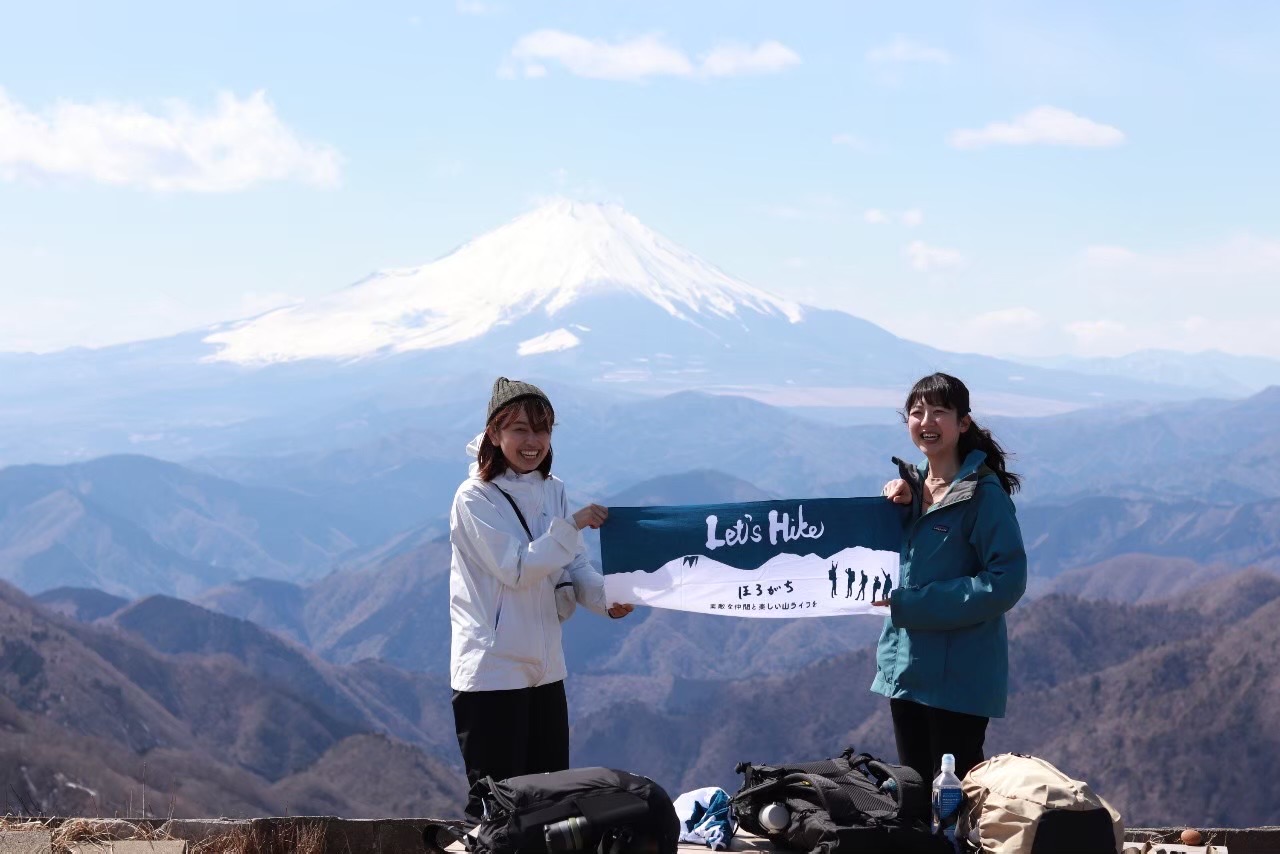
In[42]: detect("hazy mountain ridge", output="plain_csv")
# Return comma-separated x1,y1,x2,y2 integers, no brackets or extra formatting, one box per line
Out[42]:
1034,554,1240,602
0,454,395,597
1027,349,1280,396
0,580,465,817
9,384,1280,606
19,453,1280,687
11,550,1280,824
1020,495,1280,577
571,571,1280,826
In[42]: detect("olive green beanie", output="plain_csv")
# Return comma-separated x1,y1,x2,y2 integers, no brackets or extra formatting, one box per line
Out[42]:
487,377,553,422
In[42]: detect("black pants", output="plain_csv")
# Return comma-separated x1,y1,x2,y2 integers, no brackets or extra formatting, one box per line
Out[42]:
452,681,570,819
890,698,989,783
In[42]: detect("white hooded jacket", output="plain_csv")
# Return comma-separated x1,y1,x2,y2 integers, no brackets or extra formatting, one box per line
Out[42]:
449,434,610,692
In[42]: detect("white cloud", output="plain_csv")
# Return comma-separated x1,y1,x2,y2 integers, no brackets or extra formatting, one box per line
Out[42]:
948,106,1125,149
503,30,799,81
905,240,965,272
1082,245,1140,266
505,31,692,80
961,307,1049,354
1049,234,1280,356
0,88,340,192
974,307,1044,331
866,36,950,65
1081,236,1280,277
832,132,871,151
699,42,801,77
456,0,498,14
836,233,1280,360
1065,318,1128,346
864,208,923,226
755,194,844,222
0,289,306,354
759,204,805,220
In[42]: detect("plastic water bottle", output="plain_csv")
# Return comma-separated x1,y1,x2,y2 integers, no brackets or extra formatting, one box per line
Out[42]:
931,753,964,849
758,802,790,833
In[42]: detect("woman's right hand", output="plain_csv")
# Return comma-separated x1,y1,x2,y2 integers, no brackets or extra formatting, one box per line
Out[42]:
882,479,911,505
573,503,609,530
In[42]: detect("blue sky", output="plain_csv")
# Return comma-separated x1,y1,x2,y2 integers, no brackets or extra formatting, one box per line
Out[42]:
2,0,1278,358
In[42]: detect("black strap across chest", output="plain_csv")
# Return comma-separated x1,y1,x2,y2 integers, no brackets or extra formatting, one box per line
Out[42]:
493,485,575,594
492,486,534,541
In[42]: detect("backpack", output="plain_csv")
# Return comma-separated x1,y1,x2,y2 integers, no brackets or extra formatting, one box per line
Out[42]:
731,747,952,854
956,754,1123,854
461,767,680,854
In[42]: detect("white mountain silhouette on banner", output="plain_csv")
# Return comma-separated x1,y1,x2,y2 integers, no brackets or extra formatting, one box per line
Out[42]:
604,545,898,618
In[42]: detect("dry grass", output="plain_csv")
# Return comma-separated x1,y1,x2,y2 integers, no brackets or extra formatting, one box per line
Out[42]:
50,817,181,852
0,816,171,852
1,816,327,854
191,821,326,854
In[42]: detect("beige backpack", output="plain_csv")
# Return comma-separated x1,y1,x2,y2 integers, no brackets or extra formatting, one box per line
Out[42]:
957,753,1123,854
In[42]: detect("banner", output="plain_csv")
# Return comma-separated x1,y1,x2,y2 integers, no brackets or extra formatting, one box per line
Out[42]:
600,497,907,618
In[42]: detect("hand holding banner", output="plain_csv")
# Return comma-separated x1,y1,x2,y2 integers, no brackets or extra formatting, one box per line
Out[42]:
600,497,907,618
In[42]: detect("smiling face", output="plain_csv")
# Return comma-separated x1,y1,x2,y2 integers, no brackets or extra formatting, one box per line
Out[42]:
906,397,971,465
487,400,553,474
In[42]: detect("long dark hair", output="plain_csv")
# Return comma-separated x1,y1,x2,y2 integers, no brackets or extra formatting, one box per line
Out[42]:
476,397,555,481
903,372,1021,495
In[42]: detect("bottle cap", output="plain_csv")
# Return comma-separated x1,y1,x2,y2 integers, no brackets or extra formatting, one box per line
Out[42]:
941,754,956,772
759,802,790,832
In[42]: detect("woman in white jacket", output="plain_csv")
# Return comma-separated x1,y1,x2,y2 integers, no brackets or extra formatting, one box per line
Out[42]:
450,377,633,818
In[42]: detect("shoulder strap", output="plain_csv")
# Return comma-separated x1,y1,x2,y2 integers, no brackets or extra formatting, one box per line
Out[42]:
492,485,534,541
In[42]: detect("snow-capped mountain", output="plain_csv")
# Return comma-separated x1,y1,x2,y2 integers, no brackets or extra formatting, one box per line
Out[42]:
200,199,1180,406
205,200,803,365
0,200,1228,464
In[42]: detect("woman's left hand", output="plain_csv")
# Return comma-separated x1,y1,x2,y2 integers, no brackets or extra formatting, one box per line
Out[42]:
882,479,911,504
607,603,634,619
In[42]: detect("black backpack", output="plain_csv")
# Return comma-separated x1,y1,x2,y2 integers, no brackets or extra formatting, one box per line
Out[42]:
732,747,952,854
457,767,680,854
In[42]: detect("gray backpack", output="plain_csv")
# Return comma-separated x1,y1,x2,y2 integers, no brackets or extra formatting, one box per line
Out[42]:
957,754,1123,854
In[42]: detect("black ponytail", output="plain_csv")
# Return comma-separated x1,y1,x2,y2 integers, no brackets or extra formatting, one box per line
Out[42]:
904,372,1021,495
957,418,1021,495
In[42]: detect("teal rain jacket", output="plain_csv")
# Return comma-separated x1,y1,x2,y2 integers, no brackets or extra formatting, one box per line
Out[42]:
870,449,1027,718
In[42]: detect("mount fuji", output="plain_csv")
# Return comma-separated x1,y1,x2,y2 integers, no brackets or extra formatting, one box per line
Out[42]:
0,200,1206,463
199,200,1179,403
206,200,805,366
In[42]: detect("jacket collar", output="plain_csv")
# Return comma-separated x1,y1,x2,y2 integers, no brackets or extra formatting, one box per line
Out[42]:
893,449,990,514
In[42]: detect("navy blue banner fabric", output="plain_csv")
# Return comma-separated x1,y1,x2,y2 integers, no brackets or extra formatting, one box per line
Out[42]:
601,497,906,574
599,497,909,618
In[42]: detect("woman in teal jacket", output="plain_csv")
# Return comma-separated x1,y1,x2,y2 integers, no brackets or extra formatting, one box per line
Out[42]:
873,372,1026,783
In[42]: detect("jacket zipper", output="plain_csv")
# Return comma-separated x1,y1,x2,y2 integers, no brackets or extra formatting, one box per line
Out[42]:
903,480,978,556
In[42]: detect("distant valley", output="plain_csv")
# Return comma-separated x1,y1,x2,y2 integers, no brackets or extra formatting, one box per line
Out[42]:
3,201,1279,828
5,386,1280,602
18,564,1280,827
